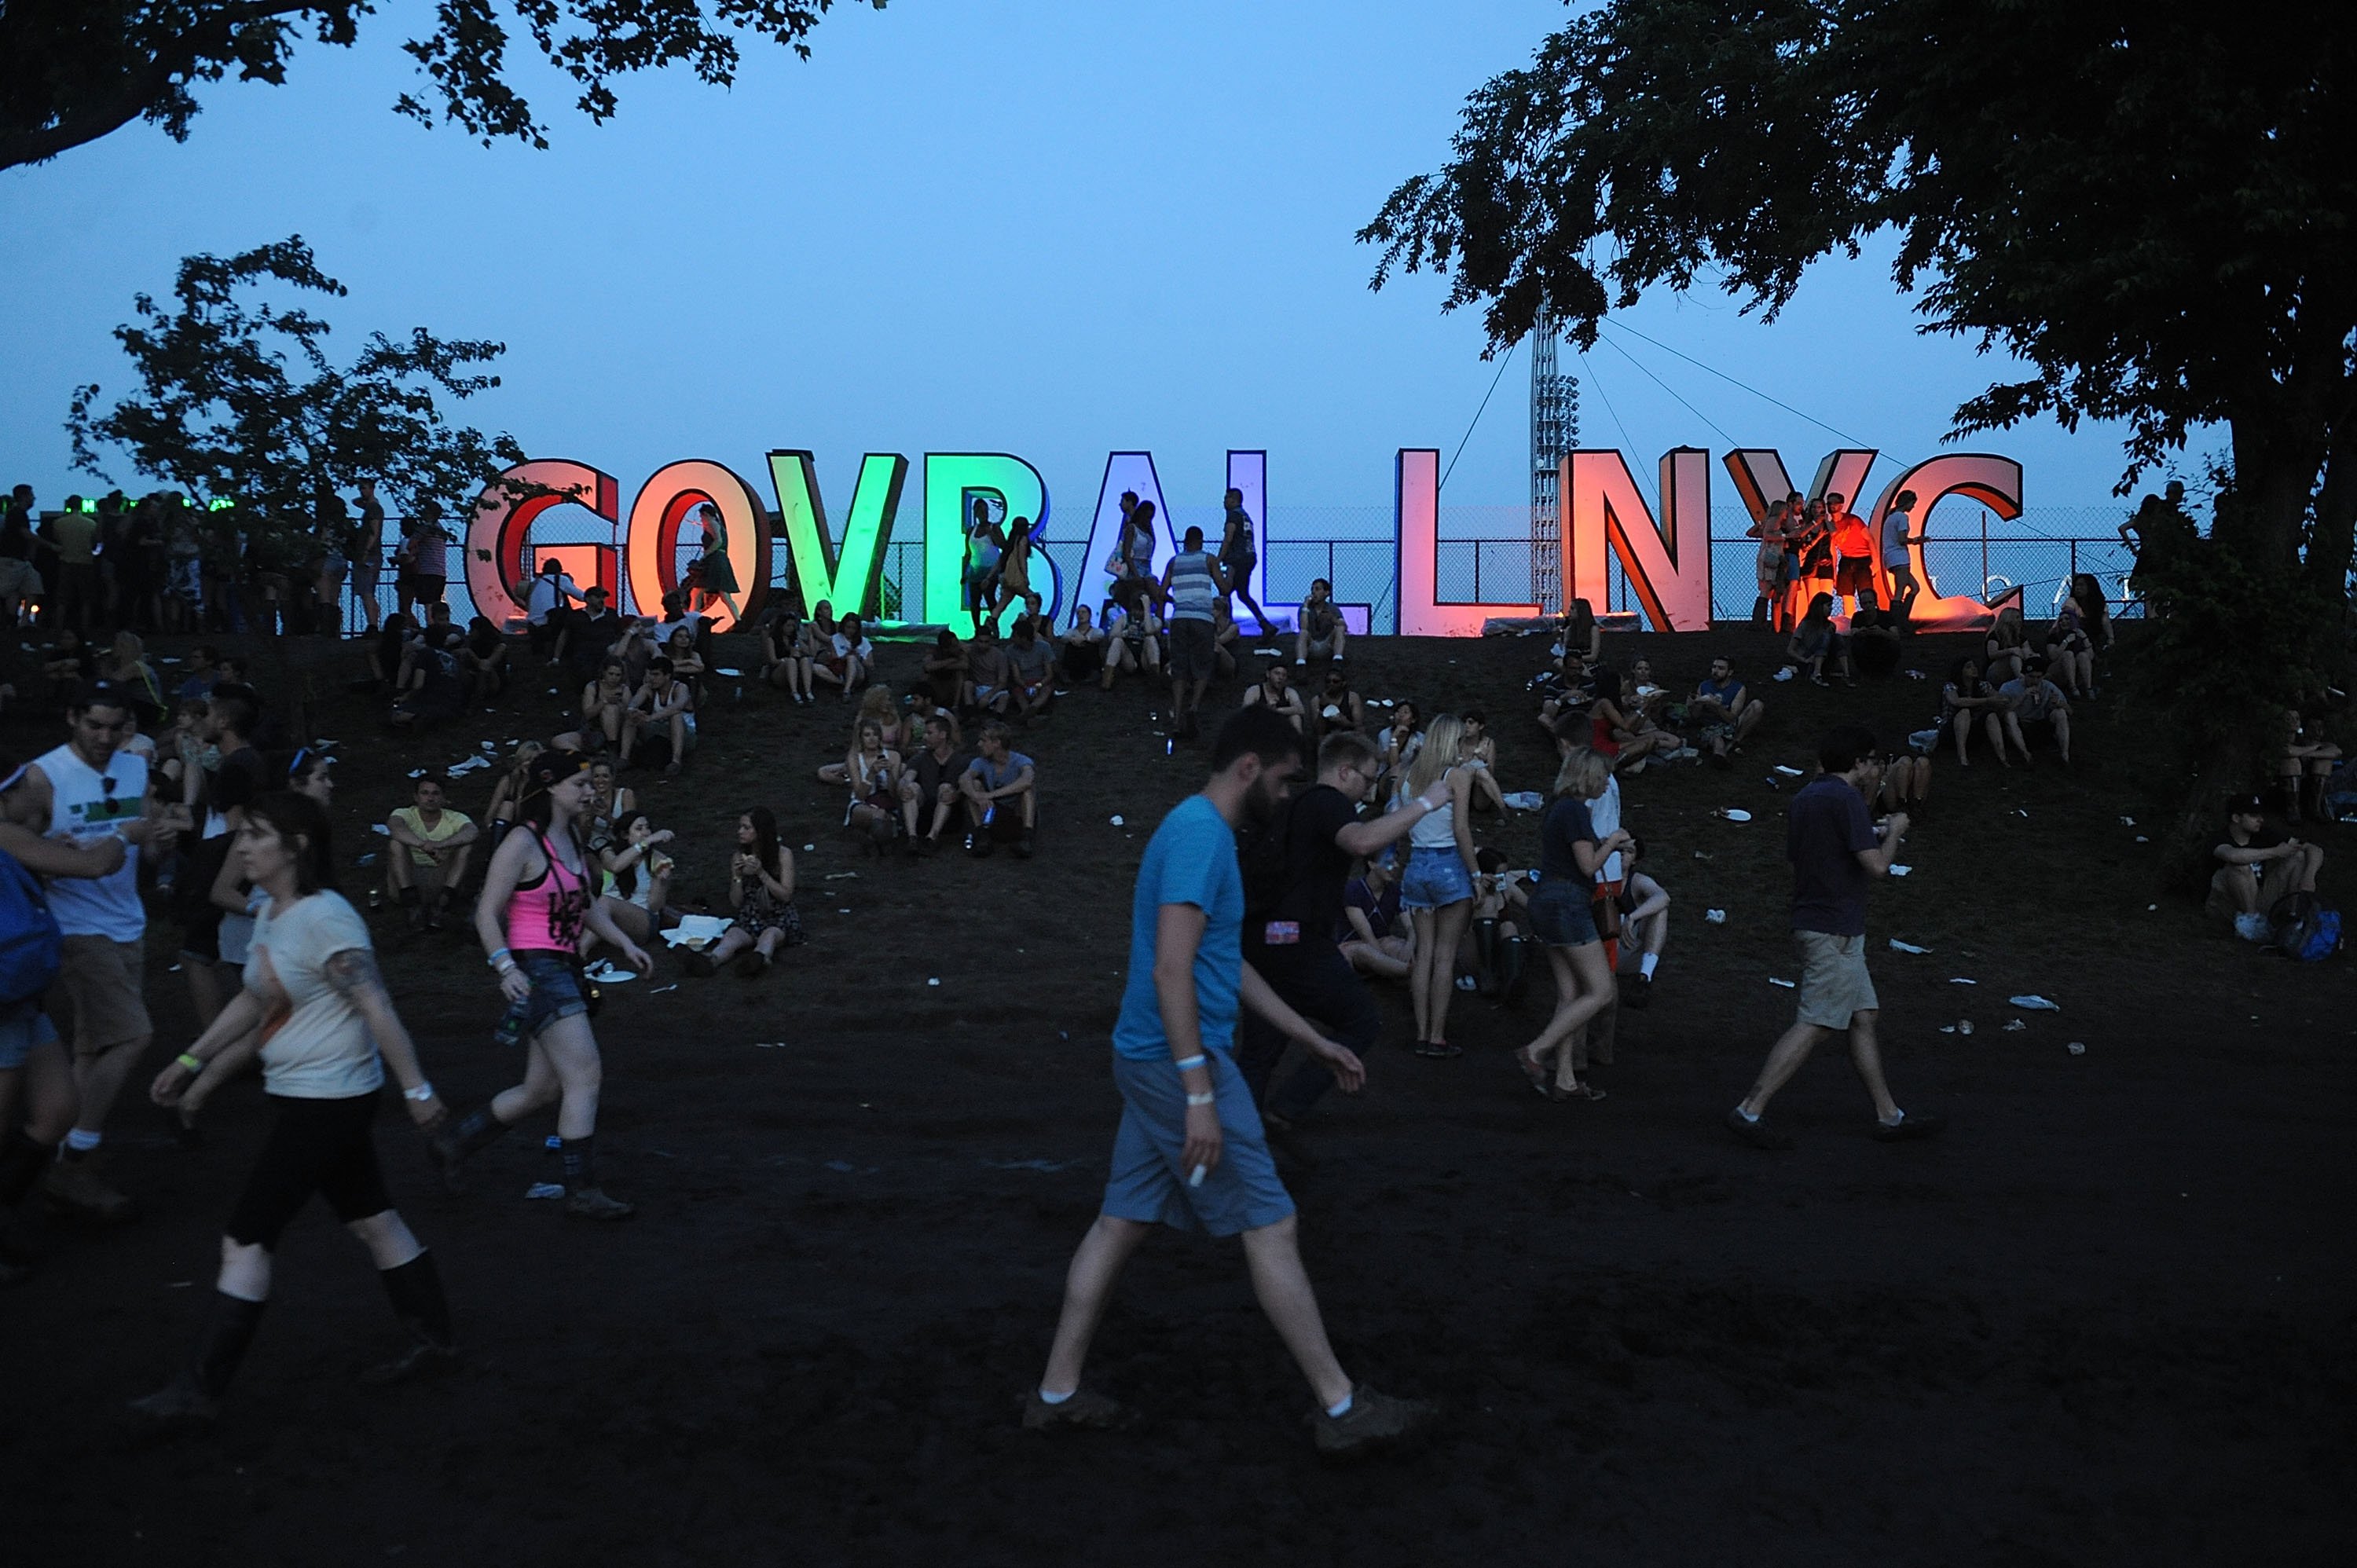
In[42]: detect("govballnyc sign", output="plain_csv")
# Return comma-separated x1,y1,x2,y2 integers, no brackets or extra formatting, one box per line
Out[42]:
464,446,2021,636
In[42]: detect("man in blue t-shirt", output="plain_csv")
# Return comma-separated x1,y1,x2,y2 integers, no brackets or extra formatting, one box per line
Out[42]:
1026,708,1437,1456
1725,725,1944,1149
959,723,1037,859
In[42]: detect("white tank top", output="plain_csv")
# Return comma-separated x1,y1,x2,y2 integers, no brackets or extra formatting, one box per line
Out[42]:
1408,768,1458,849
37,742,148,941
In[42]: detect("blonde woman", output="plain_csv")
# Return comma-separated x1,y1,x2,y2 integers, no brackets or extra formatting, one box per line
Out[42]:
1513,748,1629,1101
818,687,904,784
1398,713,1479,1058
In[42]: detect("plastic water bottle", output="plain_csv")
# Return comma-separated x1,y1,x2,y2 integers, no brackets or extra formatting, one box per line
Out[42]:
492,996,528,1048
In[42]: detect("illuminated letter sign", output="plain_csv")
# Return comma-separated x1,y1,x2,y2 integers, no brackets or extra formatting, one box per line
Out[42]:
1079,451,1177,614
1563,447,1713,631
924,453,1051,637
1866,453,2025,630
767,451,907,621
621,460,773,634
465,458,620,630
1396,448,1541,636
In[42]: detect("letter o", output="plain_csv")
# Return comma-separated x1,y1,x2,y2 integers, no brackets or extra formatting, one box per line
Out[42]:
622,460,772,634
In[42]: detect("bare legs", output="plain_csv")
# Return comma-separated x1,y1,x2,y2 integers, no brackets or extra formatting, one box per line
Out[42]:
1408,900,1473,1049
1737,1011,1899,1125
1516,943,1616,1089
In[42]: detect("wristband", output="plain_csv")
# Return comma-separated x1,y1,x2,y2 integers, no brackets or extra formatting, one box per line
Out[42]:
1185,1092,1216,1107
486,947,513,971
175,1052,203,1073
403,1082,435,1102
1172,1054,1208,1071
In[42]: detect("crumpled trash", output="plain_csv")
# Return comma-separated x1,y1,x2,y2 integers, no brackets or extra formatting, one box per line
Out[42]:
823,871,858,881
1502,791,1544,810
2009,995,2061,1011
1888,939,1930,954
660,914,731,949
447,756,491,775
1774,765,1805,778
1109,815,1124,826
2066,1042,2086,1055
1704,909,1727,924
371,823,391,836
1949,977,1977,985
2118,815,2135,826
525,1182,566,1200
927,977,940,987
1887,864,1912,876
1957,1020,1975,1035
1904,669,1927,680
803,843,816,852
1768,976,1795,989
1772,667,1796,682
2003,1018,2028,1032
1938,1025,1956,1035
1714,808,1754,822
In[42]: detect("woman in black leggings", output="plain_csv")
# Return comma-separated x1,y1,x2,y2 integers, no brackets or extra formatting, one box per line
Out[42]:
134,791,454,1430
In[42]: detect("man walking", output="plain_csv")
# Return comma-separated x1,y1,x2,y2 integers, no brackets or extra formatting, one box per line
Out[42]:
1725,726,1944,1149
1239,731,1450,1134
1027,707,1437,1455
1156,526,1227,740
5,686,176,1220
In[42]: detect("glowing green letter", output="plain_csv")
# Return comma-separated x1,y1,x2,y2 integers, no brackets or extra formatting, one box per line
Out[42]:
924,452,1050,636
767,451,909,621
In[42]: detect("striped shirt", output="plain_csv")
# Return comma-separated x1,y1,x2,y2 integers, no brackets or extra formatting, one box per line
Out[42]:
1167,550,1219,623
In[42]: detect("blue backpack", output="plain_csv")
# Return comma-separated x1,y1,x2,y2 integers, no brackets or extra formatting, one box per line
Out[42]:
0,845,64,1006
2271,893,2344,963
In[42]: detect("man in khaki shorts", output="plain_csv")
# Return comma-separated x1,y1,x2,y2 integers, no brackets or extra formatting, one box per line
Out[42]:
1725,725,1942,1149
5,685,176,1221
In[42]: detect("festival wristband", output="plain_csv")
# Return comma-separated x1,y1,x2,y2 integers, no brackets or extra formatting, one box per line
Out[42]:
1173,1054,1208,1071
486,947,513,971
174,1053,203,1073
403,1082,436,1102
1185,1092,1216,1107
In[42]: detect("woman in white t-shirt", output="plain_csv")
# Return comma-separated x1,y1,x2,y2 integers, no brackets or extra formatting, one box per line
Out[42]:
134,791,454,1430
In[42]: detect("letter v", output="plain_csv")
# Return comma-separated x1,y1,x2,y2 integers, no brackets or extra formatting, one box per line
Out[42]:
766,451,909,620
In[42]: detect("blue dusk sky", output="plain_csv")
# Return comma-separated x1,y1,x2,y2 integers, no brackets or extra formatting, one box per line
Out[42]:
2,2,2205,529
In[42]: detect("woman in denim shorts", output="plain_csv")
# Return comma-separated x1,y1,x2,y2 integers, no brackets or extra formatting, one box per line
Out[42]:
434,749,653,1221
1514,747,1632,1102
1397,714,1479,1059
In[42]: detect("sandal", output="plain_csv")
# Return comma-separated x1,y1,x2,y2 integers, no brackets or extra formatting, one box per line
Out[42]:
1413,1040,1463,1059
1514,1048,1550,1095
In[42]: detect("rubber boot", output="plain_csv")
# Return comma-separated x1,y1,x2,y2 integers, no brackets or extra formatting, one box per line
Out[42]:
428,1107,512,1193
130,1291,266,1429
363,1251,458,1385
1497,936,1531,1009
1471,918,1501,997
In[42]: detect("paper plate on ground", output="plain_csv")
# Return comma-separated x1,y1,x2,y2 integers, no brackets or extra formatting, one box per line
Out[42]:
658,914,731,950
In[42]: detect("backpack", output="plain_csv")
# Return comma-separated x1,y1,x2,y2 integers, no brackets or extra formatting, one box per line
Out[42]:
0,845,64,1006
2270,892,2343,962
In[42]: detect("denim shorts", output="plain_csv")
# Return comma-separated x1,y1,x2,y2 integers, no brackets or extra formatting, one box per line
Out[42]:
0,1000,60,1072
515,951,589,1040
1398,844,1475,910
1527,881,1601,947
1102,1046,1294,1239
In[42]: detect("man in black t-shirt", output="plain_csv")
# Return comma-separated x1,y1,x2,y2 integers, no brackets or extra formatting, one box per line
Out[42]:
899,714,972,854
2209,793,2324,939
1237,731,1451,1128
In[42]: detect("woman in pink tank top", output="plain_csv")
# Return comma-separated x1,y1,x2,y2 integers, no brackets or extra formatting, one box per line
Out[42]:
431,749,651,1222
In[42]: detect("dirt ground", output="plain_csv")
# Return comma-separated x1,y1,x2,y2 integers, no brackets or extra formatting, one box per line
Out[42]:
3,623,2351,1566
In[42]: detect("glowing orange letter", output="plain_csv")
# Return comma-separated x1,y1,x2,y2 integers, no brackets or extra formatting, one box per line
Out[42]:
1563,448,1713,631
622,460,773,633
464,459,620,631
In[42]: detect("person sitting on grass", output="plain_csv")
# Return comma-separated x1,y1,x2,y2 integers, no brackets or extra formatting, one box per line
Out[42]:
2275,709,2345,824
1690,657,1764,760
1983,603,2030,685
816,612,873,702
1240,661,1307,732
1588,665,1677,774
622,656,697,775
459,616,508,705
384,773,478,931
1847,588,1904,677
1098,595,1160,691
916,626,965,713
1210,598,1242,683
762,604,814,703
1875,746,1934,817
1311,665,1364,742
1293,577,1347,665
1377,698,1424,787
684,808,801,976
1006,616,1058,724
899,713,972,855
662,624,707,702
961,722,1037,859
907,685,962,752
2044,573,2110,698
1939,656,2009,766
818,689,904,786
575,658,632,756
965,621,1014,717
2208,794,2326,942
1455,709,1511,813
1611,835,1670,1008
387,618,465,730
1467,847,1532,996
1060,605,1106,685
556,585,621,687
1998,656,2073,766
595,809,676,946
840,718,904,854
581,757,636,856
1783,593,1853,687
1337,856,1413,980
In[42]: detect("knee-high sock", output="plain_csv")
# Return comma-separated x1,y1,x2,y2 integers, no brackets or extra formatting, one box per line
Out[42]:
377,1251,455,1348
189,1291,267,1398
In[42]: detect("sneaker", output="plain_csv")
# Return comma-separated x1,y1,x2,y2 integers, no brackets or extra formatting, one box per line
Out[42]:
1021,1387,1136,1432
1723,1107,1794,1150
42,1156,137,1225
967,833,994,859
1310,1384,1437,1457
360,1336,460,1387
1622,973,1652,1010
564,1186,636,1221
1871,1110,1947,1142
1013,830,1035,860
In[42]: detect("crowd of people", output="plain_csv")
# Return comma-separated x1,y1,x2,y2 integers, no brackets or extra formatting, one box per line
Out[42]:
0,474,2341,1453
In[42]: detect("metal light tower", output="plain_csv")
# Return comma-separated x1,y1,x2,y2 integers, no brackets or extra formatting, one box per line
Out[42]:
1529,306,1580,613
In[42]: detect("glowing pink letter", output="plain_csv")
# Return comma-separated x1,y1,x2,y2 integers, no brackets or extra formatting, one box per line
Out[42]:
465,459,620,631
622,460,773,634
1865,454,2025,632
1396,448,1541,636
1563,448,1713,632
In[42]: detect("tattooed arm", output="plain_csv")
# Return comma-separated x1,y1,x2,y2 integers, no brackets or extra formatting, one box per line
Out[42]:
326,947,445,1128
